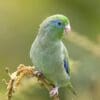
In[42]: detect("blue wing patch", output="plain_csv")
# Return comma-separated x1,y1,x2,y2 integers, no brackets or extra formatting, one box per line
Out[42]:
64,59,70,75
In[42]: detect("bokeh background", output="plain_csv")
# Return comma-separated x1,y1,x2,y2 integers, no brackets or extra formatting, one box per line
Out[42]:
0,0,100,100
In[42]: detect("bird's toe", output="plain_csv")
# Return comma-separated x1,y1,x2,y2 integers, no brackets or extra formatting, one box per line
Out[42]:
49,87,59,97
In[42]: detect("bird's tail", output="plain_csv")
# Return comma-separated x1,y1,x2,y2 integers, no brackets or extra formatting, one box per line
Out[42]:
67,82,77,96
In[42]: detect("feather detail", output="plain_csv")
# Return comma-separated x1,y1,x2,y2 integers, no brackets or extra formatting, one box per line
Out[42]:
64,59,70,75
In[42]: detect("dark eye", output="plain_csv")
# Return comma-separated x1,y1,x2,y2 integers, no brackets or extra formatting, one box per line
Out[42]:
58,22,62,26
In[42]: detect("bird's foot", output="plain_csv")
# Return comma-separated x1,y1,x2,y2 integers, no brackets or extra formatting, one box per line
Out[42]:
34,71,44,79
50,87,59,97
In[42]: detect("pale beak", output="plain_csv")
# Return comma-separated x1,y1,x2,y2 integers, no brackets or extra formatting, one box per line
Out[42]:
64,24,71,33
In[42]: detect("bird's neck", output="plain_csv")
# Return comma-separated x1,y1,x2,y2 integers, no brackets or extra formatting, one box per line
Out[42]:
36,31,61,48
38,28,62,42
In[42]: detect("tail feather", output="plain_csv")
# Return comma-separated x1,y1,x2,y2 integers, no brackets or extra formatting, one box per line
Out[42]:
67,82,77,96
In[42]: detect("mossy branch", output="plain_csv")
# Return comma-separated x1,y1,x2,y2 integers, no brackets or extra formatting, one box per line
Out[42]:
6,64,60,100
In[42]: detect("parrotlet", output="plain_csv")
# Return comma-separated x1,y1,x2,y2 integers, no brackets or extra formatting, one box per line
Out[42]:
30,14,73,96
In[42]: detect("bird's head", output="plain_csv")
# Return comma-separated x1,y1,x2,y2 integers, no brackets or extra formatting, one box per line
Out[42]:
39,14,71,40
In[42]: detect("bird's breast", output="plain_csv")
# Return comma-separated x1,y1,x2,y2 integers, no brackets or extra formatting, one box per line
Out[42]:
30,41,64,72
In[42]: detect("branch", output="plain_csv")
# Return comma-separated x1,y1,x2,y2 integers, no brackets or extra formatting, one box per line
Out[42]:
6,64,60,100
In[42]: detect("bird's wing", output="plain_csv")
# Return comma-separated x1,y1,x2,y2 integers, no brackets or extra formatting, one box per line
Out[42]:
62,44,77,95
64,59,70,75
62,44,70,76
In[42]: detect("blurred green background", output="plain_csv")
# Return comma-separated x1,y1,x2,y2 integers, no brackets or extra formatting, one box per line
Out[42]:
0,0,100,100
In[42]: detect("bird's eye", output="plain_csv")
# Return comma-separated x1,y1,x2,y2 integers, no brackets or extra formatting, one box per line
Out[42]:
58,22,62,26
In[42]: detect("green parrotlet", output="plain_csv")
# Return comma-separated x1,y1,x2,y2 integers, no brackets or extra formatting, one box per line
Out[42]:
30,14,74,96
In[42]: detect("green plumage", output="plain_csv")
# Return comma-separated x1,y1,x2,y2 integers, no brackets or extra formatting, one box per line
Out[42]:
30,14,71,88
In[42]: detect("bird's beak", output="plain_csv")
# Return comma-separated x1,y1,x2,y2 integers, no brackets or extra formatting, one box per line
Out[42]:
64,24,71,33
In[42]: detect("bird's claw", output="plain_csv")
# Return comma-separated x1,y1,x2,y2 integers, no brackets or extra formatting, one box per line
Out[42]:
50,87,59,97
34,71,44,79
